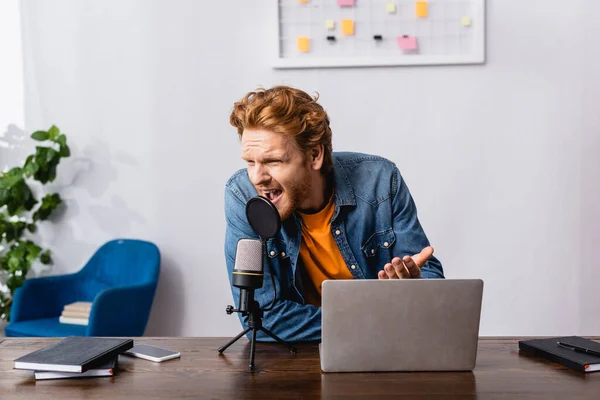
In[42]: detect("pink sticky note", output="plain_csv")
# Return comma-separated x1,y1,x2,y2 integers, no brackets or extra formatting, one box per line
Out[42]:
397,35,417,50
337,0,356,6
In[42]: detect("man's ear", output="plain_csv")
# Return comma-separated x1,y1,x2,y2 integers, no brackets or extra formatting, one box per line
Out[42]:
310,145,324,171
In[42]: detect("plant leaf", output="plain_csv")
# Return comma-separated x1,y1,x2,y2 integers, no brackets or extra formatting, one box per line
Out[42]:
48,125,60,140
40,250,51,265
56,134,67,147
31,131,49,141
59,145,71,157
23,155,38,177
33,193,62,221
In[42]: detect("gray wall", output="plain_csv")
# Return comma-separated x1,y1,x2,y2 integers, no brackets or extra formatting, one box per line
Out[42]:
15,0,600,336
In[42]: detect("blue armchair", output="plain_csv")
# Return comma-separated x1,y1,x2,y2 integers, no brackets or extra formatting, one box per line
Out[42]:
4,239,160,337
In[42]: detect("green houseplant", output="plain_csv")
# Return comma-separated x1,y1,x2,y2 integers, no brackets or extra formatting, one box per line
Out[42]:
0,125,70,322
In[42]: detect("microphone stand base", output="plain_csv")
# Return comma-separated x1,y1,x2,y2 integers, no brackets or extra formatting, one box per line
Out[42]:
218,300,296,371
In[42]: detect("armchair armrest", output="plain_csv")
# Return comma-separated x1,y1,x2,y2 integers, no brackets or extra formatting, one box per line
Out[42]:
10,273,82,323
87,283,158,337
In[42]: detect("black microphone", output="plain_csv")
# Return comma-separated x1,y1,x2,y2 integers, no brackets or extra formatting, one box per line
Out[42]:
220,196,296,369
231,196,281,313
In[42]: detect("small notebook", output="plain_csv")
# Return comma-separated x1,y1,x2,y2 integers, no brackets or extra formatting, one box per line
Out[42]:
519,336,600,373
14,336,133,373
59,316,89,326
63,301,93,312
34,357,118,380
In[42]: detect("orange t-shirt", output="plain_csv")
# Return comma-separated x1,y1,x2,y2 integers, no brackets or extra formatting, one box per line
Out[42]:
298,193,354,306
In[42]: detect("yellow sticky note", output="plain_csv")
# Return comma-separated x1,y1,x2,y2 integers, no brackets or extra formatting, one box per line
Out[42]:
297,36,309,52
325,19,335,30
297,0,309,2
416,1,428,18
385,2,396,13
461,16,472,27
341,19,354,36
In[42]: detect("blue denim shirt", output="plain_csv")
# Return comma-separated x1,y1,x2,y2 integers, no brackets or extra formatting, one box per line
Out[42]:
224,152,444,342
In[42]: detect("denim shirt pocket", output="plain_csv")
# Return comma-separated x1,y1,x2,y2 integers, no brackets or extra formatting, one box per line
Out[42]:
266,239,288,259
361,228,396,257
265,239,294,300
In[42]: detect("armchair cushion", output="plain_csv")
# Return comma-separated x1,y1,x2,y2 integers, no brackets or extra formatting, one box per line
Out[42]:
5,317,87,337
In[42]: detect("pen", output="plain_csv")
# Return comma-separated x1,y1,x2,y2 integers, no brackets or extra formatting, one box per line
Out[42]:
556,341,600,358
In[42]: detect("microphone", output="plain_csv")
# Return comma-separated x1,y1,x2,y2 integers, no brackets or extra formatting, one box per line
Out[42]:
232,238,265,312
230,196,281,313
220,195,295,370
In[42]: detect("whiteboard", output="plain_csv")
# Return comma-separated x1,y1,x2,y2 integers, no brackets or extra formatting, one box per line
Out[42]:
273,0,485,69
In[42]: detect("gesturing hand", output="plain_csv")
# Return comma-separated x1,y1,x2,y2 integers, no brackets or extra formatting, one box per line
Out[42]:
377,246,434,279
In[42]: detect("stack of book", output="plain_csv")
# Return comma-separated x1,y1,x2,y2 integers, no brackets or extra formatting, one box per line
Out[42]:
13,336,133,381
59,301,92,326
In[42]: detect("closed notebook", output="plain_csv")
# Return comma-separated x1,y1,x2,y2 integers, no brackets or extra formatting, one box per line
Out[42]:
63,301,92,312
518,336,600,373
59,316,89,326
14,336,133,373
34,357,118,380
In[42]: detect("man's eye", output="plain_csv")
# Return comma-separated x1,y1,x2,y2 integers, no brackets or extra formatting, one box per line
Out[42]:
246,161,255,166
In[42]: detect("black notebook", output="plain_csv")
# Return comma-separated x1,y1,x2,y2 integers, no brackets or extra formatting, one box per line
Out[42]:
519,336,600,373
14,336,133,373
34,357,118,380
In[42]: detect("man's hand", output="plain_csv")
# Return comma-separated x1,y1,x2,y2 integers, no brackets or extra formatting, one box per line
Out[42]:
377,246,434,279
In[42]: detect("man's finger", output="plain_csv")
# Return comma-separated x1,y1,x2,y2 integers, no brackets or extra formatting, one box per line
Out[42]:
403,256,421,278
412,246,434,268
391,257,410,279
384,263,397,279
378,270,388,280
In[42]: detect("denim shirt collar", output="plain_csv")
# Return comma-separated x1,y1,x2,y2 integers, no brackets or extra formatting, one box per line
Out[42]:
332,155,356,208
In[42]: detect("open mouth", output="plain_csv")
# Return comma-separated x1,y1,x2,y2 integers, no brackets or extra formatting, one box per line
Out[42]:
262,189,283,204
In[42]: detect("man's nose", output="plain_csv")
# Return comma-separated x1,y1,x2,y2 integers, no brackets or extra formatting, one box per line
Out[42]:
250,164,270,185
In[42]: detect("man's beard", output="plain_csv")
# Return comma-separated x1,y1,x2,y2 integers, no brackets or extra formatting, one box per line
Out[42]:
277,170,311,221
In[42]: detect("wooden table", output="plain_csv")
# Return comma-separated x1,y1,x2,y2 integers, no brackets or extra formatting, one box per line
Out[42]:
1,337,600,399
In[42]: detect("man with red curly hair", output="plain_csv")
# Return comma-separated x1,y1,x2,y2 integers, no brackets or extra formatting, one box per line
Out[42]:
225,85,444,342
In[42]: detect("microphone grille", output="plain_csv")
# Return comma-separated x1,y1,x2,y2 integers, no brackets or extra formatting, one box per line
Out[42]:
234,239,263,273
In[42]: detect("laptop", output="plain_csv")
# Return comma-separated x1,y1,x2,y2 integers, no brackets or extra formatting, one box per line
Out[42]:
320,279,484,372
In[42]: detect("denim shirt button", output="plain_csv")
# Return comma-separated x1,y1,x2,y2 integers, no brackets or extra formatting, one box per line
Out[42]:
351,264,356,270
281,252,286,257
371,249,375,254
384,242,389,247
335,230,341,235
270,251,276,256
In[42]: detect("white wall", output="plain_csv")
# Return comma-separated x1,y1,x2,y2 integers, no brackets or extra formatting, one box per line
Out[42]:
18,0,600,337
0,0,25,159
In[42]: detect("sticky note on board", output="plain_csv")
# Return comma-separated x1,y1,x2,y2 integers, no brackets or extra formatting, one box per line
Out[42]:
461,16,472,27
341,19,355,35
297,0,309,3
297,36,310,52
416,1,428,18
397,35,417,50
325,19,335,30
337,0,355,6
385,2,396,13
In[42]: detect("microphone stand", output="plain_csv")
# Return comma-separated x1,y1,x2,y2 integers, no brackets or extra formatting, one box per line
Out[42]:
218,240,296,371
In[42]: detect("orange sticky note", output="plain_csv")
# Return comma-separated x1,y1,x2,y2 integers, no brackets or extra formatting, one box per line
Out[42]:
341,19,354,36
416,1,428,18
297,0,309,2
297,36,310,52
